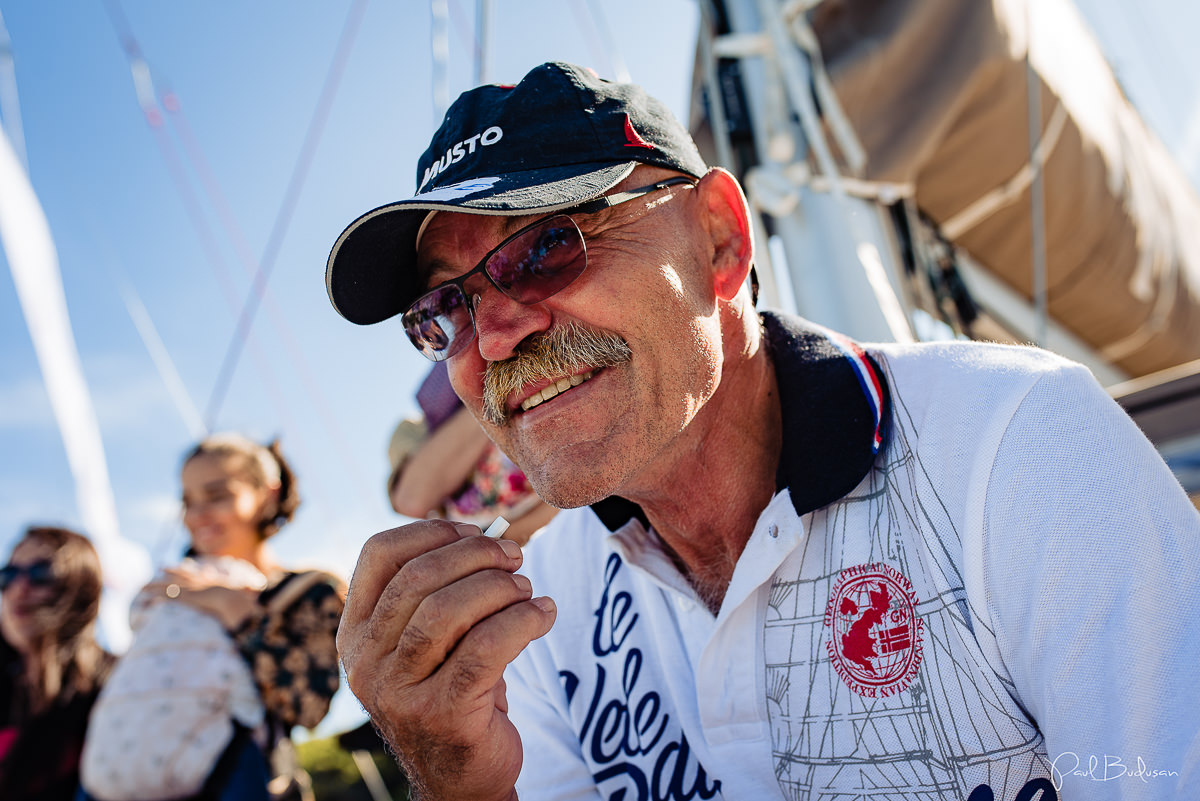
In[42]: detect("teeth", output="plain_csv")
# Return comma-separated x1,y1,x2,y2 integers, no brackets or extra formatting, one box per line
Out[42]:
520,371,595,412
523,389,546,410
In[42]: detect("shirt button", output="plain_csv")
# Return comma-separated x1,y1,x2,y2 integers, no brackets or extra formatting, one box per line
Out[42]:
769,524,779,538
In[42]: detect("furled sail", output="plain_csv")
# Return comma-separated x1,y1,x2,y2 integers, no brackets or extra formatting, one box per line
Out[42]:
809,0,1200,377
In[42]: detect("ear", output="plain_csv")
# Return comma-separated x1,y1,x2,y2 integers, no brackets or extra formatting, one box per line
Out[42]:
697,167,754,301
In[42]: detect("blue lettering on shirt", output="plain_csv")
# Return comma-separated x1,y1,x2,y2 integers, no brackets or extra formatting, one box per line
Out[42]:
560,554,722,801
967,778,1058,800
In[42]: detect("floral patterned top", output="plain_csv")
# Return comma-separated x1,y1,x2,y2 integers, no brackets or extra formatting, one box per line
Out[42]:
439,444,545,527
233,571,345,731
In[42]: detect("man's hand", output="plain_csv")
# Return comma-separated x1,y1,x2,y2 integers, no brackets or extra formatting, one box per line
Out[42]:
338,519,556,801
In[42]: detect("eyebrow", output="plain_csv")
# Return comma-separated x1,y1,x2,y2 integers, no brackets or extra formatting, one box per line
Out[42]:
420,256,463,289
419,212,546,287
498,214,538,236
419,196,636,291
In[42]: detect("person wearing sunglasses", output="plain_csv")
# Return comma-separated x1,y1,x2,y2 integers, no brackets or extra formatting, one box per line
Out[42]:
329,62,1200,801
0,526,113,801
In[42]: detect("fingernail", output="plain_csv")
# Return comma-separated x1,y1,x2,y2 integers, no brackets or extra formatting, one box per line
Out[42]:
453,522,480,538
512,574,532,594
497,539,522,559
531,596,556,614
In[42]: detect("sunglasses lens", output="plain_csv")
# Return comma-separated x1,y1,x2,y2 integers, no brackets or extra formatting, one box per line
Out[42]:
402,284,474,362
486,216,585,303
403,217,586,362
27,562,55,586
0,561,55,590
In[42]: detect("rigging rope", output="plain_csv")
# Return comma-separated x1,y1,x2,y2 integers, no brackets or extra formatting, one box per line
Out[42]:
101,0,377,521
163,92,376,504
203,0,369,427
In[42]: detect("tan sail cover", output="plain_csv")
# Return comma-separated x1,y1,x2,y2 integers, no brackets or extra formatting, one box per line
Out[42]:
810,0,1200,377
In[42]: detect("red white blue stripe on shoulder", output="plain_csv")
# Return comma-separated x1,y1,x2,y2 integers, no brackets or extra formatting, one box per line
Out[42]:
824,329,885,454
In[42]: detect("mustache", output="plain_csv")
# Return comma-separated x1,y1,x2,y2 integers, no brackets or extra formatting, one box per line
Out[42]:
482,323,631,425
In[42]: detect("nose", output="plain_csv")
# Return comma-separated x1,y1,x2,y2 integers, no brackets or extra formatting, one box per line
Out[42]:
471,284,554,362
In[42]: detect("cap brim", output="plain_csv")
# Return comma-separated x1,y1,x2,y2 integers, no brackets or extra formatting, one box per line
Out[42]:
327,161,637,325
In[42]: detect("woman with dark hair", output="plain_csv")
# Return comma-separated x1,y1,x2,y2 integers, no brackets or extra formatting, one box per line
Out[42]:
0,525,113,801
80,434,344,801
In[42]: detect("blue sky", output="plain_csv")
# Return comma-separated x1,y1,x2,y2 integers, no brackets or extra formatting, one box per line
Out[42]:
1,0,1197,736
0,0,698,573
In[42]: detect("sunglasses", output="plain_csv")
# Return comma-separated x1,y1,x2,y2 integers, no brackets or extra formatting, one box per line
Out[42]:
0,560,56,591
403,176,696,361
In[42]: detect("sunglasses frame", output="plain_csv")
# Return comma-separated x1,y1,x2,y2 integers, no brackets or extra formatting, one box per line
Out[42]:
404,176,696,361
0,560,57,591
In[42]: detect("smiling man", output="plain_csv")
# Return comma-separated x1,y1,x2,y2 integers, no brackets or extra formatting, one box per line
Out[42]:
328,63,1200,801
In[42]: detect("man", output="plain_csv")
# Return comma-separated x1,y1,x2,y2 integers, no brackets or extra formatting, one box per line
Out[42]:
328,62,1200,800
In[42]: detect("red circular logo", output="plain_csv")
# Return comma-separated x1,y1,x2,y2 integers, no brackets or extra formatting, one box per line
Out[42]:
824,563,924,698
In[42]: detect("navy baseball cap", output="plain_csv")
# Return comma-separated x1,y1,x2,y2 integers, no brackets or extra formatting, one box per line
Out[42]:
326,61,709,326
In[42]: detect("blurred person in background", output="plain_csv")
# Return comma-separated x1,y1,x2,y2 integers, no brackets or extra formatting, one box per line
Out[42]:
0,525,113,801
388,362,556,545
79,434,344,801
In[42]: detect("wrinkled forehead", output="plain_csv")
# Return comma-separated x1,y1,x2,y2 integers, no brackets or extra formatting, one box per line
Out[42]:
415,209,543,289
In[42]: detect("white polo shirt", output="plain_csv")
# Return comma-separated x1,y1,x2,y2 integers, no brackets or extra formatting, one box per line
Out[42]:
508,312,1200,801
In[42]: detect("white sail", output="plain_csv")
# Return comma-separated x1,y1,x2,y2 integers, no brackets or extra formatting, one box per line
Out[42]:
0,121,150,651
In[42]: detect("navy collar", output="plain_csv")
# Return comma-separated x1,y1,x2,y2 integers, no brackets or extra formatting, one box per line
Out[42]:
590,311,891,531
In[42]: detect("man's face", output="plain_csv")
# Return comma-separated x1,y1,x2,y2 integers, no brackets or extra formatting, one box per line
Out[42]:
415,171,727,508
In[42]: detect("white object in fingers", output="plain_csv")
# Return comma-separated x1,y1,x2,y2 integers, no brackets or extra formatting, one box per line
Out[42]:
484,517,510,539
